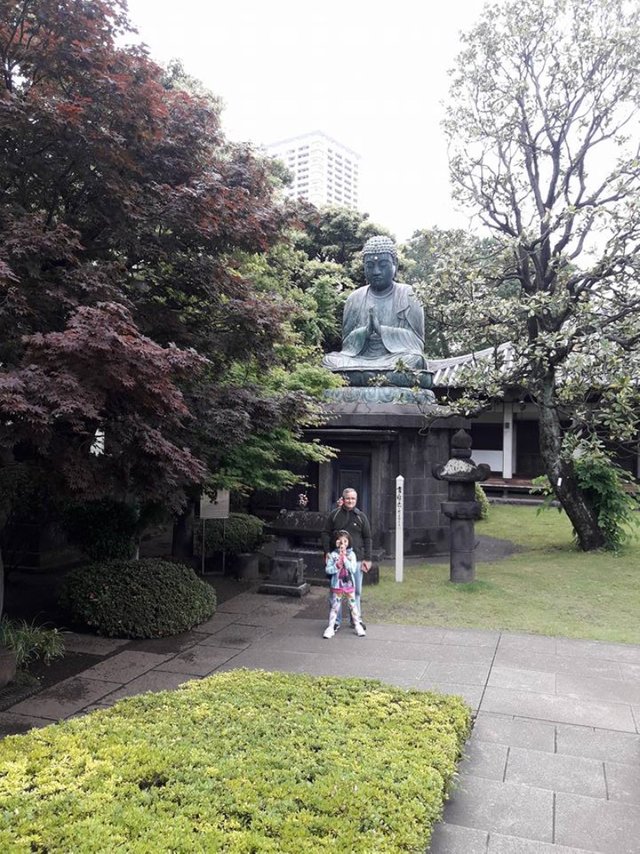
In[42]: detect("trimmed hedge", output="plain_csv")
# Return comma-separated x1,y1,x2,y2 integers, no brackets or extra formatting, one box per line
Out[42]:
0,670,471,852
195,512,265,555
59,558,216,638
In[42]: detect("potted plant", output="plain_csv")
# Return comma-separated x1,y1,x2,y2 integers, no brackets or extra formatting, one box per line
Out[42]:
195,513,266,580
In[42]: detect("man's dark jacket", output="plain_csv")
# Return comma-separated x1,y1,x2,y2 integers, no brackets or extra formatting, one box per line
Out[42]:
322,506,372,562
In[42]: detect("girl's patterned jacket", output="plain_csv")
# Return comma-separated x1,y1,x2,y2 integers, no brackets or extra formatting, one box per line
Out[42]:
325,547,357,589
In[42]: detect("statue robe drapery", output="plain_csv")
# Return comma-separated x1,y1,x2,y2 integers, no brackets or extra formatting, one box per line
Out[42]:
323,282,426,371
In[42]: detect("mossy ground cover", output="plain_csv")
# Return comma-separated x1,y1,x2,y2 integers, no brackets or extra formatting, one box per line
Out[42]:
367,505,640,643
0,670,470,853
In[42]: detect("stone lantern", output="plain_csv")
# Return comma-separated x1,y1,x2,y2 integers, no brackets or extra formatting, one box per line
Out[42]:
433,429,490,583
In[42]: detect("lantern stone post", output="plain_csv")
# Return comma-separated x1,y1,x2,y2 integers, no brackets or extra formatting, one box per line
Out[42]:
433,429,490,583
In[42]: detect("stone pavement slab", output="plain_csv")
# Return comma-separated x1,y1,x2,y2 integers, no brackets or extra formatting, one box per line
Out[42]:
487,834,594,853
473,713,556,753
216,645,428,689
457,740,509,781
439,628,500,647
60,633,130,656
0,710,53,735
124,630,209,654
493,646,623,680
505,746,607,798
195,611,241,632
555,791,640,853
429,822,489,853
556,671,640,705
198,622,273,649
488,665,557,693
9,675,121,720
414,678,483,710
425,661,492,686
618,660,640,680
358,623,447,643
555,723,640,763
481,686,637,731
155,643,239,676
264,631,441,662
603,758,640,805
497,633,558,655
100,670,197,703
80,650,172,682
442,776,554,842
555,638,640,665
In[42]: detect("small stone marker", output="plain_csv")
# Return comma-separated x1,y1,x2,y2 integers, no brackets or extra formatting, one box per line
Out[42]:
395,475,404,582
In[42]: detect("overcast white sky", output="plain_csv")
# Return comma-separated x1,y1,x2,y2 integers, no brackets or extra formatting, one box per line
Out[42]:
125,0,489,241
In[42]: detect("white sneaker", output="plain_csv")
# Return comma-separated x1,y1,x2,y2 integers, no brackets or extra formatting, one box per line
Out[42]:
323,625,335,639
354,622,366,637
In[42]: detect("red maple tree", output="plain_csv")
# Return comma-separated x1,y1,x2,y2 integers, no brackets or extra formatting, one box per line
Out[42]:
0,1,302,528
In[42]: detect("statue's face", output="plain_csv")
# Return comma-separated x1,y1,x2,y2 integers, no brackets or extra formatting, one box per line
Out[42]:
364,252,396,292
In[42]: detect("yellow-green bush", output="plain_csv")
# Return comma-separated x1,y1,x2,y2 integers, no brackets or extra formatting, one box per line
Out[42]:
0,670,470,853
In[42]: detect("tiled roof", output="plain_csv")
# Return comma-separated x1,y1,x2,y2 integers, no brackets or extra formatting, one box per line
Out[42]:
428,342,514,388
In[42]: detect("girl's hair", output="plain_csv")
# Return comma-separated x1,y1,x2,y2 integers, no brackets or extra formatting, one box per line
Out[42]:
335,529,351,546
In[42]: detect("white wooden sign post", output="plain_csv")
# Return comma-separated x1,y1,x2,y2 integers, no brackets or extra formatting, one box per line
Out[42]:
199,490,230,575
395,475,404,583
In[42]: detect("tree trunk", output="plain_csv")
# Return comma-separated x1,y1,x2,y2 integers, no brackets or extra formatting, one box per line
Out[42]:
0,545,4,620
172,499,196,560
537,377,606,551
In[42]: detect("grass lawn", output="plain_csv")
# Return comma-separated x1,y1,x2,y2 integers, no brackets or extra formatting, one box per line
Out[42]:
0,671,470,853
368,504,640,644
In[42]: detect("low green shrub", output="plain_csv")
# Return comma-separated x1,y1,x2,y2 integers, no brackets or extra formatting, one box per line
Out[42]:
0,617,65,670
61,499,139,561
573,450,639,551
475,482,491,520
531,442,639,551
59,558,216,638
195,512,265,556
0,670,470,852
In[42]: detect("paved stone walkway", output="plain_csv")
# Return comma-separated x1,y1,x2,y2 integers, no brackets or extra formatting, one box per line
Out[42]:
1,588,639,853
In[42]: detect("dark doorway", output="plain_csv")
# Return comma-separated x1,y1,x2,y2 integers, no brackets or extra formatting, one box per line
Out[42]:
516,420,544,478
331,454,371,517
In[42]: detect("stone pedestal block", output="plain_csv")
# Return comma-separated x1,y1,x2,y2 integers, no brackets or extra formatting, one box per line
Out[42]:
259,553,310,597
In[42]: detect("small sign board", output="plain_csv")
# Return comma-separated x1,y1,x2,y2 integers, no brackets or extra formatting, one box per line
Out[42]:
200,490,230,520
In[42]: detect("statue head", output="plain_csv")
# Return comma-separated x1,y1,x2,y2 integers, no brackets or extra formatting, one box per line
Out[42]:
362,235,397,294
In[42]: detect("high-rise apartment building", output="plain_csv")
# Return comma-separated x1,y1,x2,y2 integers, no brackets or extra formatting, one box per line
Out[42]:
266,131,360,209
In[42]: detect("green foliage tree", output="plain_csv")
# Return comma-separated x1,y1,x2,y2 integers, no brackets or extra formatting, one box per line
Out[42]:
295,206,392,276
403,228,519,357
443,0,640,550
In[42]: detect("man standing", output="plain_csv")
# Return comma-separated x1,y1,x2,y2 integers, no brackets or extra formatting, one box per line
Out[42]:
322,488,372,629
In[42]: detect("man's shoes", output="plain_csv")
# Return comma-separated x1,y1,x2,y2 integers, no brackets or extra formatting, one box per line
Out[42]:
350,620,366,630
323,625,335,639
334,623,341,632
354,622,366,637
